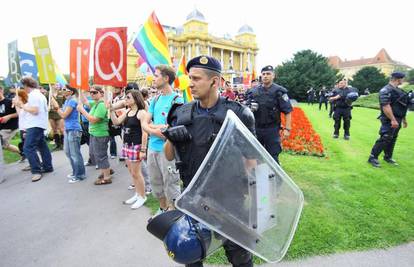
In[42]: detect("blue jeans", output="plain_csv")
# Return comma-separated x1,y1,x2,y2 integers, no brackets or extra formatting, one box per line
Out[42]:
64,130,86,179
23,127,53,174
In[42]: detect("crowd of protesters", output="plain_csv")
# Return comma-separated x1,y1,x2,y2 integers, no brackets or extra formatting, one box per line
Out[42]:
0,67,257,211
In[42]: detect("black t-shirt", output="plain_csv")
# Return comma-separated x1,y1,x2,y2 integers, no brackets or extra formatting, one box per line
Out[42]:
0,98,18,130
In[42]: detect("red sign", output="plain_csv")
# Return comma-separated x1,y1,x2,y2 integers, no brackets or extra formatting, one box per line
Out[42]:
93,27,127,87
70,39,90,90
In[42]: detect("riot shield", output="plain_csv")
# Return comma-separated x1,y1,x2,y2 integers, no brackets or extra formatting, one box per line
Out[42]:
175,110,304,263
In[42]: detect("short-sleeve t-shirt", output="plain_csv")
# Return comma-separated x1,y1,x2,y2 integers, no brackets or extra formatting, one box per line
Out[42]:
148,93,183,152
0,97,18,130
24,89,49,130
62,97,81,131
88,100,109,137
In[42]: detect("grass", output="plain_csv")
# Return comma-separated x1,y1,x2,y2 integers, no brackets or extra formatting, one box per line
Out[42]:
353,93,379,109
146,105,414,264
3,135,56,164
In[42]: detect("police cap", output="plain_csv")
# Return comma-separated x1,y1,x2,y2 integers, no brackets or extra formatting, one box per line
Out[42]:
391,71,405,79
186,55,222,73
261,65,274,73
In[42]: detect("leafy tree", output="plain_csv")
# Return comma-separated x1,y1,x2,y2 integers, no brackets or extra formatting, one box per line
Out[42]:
351,67,388,93
406,69,414,85
275,50,339,101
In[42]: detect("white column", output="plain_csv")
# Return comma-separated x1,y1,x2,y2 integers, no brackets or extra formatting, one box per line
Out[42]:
196,44,200,56
182,47,185,59
220,49,224,67
240,52,243,71
230,51,234,69
188,44,192,59
247,52,251,71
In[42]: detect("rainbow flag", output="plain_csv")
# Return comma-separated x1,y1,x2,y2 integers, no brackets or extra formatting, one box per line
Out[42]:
133,12,171,73
174,55,192,103
54,60,67,86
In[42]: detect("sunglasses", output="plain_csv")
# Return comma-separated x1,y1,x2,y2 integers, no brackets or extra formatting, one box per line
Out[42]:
90,91,100,95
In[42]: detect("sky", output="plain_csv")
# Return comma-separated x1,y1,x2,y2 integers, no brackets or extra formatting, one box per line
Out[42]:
1,0,413,78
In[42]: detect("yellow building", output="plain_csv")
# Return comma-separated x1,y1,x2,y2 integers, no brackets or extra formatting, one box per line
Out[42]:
127,9,259,85
328,49,411,79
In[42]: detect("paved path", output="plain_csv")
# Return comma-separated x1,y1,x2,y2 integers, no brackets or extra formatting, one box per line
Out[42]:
1,147,413,267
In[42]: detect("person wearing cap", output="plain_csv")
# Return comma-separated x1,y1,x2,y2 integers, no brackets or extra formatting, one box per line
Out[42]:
163,55,255,267
246,65,292,164
328,79,354,140
51,85,86,183
368,71,409,167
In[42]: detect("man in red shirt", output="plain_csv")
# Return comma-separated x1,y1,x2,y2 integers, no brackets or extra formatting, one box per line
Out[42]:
221,81,236,100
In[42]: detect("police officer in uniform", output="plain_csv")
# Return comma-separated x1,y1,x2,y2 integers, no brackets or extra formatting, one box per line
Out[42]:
163,55,255,267
368,72,409,167
329,79,354,140
246,65,292,164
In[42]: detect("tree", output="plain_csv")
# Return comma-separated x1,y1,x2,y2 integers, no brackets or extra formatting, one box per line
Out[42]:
275,50,339,101
351,67,388,93
406,69,414,85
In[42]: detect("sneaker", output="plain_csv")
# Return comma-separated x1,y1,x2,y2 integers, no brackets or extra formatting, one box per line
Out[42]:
95,165,99,170
333,134,339,139
22,165,31,171
84,161,93,166
110,155,116,159
368,157,380,168
67,174,75,179
145,188,152,195
127,184,135,190
384,158,398,165
18,157,26,163
68,178,82,184
119,157,126,162
123,193,138,205
344,135,350,140
131,196,147,209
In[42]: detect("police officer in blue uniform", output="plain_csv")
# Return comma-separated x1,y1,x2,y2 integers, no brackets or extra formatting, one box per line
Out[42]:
329,79,354,140
163,55,255,267
368,72,409,167
246,65,292,164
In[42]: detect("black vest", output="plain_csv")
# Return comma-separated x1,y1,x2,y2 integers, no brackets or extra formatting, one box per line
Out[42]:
250,84,282,127
173,97,248,187
382,86,409,119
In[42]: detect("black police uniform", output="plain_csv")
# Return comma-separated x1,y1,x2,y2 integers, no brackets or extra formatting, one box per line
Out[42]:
369,83,409,161
246,80,292,164
307,88,315,105
319,89,328,110
332,87,354,137
165,56,255,267
169,97,255,267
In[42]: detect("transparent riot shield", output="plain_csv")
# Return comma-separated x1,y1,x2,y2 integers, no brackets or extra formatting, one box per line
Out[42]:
175,110,304,263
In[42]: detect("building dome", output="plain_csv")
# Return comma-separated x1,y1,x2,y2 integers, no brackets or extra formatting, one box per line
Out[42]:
237,24,254,34
186,9,206,22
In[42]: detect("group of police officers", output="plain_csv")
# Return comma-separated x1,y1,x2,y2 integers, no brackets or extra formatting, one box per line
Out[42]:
147,55,412,266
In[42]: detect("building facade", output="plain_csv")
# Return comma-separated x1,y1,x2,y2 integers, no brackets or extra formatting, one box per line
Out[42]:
127,9,259,85
328,49,411,79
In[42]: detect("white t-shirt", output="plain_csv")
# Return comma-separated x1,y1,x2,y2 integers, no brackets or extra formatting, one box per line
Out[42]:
22,89,49,130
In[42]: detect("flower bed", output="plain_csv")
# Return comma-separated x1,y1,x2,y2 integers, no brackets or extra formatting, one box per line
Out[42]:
281,107,324,156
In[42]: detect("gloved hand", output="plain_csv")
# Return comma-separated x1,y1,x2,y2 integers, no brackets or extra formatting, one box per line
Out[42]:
162,125,192,143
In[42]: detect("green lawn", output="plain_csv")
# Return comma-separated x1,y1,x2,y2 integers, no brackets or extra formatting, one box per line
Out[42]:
146,105,414,264
3,135,56,164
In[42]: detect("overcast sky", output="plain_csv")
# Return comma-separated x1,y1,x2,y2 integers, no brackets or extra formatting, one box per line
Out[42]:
1,0,413,77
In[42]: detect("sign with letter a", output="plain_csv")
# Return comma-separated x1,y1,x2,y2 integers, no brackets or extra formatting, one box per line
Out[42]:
93,27,127,87
33,35,56,84
70,39,90,90
8,40,21,84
